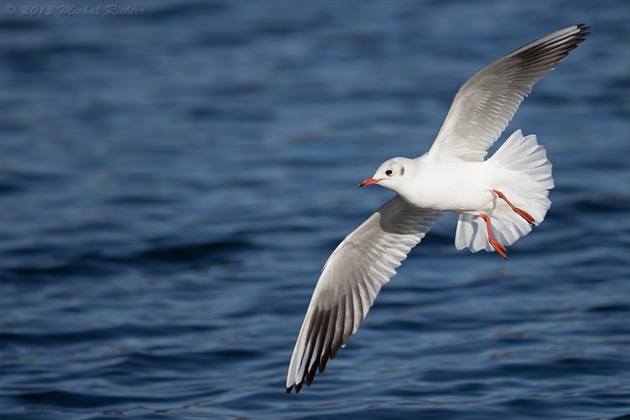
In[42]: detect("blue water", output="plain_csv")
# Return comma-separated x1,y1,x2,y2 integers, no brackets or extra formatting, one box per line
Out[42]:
1,1,629,419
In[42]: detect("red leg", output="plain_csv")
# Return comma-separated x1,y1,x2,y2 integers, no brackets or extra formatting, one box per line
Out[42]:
478,213,508,260
492,189,535,225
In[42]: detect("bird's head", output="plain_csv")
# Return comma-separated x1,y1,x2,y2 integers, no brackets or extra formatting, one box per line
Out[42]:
358,157,412,192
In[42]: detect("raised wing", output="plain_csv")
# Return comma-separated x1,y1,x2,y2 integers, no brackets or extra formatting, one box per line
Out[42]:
286,196,442,393
427,24,589,162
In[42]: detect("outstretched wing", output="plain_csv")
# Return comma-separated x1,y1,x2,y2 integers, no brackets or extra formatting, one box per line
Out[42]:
286,196,442,393
427,24,589,162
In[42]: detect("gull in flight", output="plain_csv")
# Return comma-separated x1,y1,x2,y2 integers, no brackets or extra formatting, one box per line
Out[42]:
286,24,589,393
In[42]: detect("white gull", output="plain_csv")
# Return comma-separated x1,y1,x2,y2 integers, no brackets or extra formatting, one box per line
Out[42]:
287,24,589,393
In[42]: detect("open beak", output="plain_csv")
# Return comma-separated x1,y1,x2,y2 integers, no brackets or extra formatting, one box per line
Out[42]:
358,178,381,188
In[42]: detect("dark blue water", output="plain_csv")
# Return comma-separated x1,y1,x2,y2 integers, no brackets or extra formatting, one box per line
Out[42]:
1,1,629,419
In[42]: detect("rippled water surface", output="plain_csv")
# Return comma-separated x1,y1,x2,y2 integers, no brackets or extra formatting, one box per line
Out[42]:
1,1,629,419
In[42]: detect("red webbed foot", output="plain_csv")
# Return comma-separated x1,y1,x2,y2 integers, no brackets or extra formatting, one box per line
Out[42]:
479,213,508,260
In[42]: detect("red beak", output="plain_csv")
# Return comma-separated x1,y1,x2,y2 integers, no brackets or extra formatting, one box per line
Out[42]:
358,178,381,187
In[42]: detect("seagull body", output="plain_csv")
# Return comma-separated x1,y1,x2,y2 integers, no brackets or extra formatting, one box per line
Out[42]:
389,158,495,212
287,24,589,393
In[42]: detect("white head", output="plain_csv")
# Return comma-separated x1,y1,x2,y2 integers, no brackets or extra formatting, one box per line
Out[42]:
358,157,413,193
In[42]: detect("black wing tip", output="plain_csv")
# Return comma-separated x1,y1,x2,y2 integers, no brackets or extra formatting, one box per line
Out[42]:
575,23,591,40
286,380,306,394
287,304,340,394
566,24,590,52
554,23,591,44
306,364,317,386
510,23,591,61
287,355,333,394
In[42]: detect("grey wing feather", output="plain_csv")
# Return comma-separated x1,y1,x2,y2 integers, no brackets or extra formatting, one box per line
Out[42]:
427,24,589,162
286,196,442,393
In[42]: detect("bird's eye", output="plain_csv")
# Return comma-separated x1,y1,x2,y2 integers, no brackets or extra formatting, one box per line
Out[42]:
385,169,393,176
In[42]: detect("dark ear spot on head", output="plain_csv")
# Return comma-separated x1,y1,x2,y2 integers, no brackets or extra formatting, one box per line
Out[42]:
400,166,405,176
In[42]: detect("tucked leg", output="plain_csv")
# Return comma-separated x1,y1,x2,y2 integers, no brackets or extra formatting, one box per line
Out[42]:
492,189,535,225
478,213,508,260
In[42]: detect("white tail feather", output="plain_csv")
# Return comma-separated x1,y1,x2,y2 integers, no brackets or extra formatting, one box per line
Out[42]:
455,130,553,253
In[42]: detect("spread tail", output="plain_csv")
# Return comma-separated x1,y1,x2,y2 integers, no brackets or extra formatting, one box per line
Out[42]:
455,130,554,253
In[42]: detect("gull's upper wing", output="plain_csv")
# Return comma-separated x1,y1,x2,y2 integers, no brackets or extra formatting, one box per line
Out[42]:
286,196,442,393
426,24,589,162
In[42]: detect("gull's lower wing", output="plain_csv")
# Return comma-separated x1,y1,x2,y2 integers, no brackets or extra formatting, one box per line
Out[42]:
286,196,442,393
427,24,589,162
